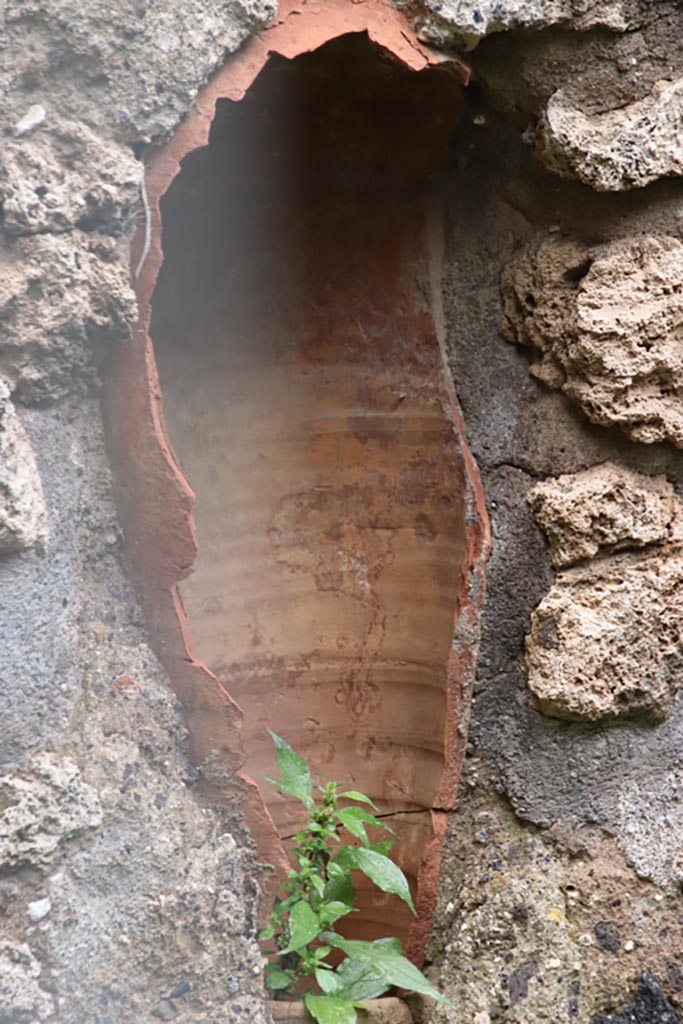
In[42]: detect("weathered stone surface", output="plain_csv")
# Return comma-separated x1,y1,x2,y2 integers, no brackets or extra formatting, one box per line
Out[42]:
433,21,683,1017
0,0,276,411
0,394,269,1023
593,973,680,1024
502,235,683,448
537,80,683,191
0,121,140,235
0,754,102,870
528,463,676,567
0,381,49,553
0,940,54,1023
618,772,683,890
526,548,683,721
424,778,683,1024
0,231,136,402
0,0,276,144
415,0,628,51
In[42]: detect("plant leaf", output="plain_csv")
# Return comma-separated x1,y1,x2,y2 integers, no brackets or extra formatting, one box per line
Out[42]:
315,968,341,994
337,807,391,848
280,900,320,953
311,875,325,897
339,791,379,811
324,936,453,1007
319,900,353,925
333,955,391,1001
334,847,415,913
264,730,314,810
264,968,291,991
336,808,370,846
371,937,404,955
324,863,355,906
304,995,358,1024
369,838,395,856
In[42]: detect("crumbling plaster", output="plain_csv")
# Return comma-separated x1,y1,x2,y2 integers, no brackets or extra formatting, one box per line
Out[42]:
2,0,683,1022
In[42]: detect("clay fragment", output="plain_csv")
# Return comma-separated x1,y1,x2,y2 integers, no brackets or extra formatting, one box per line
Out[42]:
268,998,413,1023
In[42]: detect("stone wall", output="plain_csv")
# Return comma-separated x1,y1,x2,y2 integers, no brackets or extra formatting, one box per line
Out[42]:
420,4,683,1021
0,4,275,1023
2,0,683,1022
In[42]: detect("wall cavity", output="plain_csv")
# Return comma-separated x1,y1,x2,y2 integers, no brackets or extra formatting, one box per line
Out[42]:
103,0,488,962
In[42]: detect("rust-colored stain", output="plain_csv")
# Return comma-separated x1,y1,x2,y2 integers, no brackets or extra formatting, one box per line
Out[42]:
102,0,488,963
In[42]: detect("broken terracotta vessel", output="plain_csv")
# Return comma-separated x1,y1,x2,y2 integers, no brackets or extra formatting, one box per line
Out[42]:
103,0,488,964
268,997,412,1023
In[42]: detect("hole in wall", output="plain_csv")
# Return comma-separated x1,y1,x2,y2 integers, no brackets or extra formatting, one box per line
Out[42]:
151,33,467,949
104,3,489,964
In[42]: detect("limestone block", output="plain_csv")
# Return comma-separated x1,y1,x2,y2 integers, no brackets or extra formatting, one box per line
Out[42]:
0,754,102,870
501,235,683,447
0,230,136,402
415,0,627,51
0,120,141,235
528,463,676,568
526,549,683,721
0,941,54,1022
536,80,683,191
0,380,49,553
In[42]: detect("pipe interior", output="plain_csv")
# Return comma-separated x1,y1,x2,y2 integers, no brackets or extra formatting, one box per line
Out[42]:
151,33,467,947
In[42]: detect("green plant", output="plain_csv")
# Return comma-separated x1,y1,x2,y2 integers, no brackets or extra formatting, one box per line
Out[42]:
259,731,453,1024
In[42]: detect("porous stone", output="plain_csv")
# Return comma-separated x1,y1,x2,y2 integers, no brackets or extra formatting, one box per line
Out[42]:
537,79,683,191
0,940,54,1023
592,972,680,1024
427,777,683,1022
501,235,683,448
528,463,676,568
618,772,683,890
0,0,277,144
0,231,136,403
0,754,102,870
415,0,628,51
0,380,49,553
0,120,141,235
526,548,683,721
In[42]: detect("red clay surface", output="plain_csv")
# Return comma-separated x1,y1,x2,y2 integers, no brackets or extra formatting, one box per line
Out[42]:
103,0,488,963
